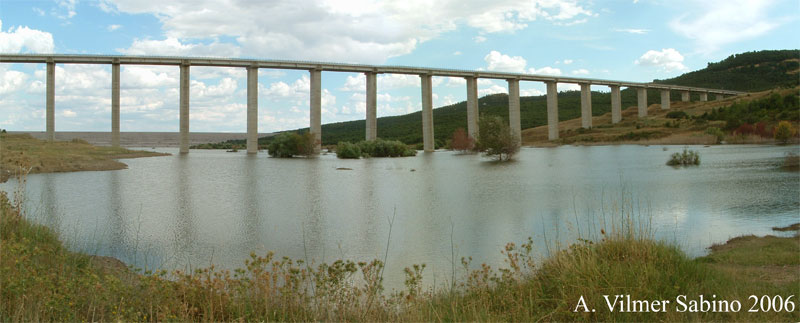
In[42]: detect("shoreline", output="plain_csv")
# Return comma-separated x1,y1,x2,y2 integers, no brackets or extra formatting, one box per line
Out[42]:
0,134,169,183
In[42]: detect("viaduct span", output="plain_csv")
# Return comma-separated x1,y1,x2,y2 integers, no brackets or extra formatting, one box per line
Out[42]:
1,54,746,154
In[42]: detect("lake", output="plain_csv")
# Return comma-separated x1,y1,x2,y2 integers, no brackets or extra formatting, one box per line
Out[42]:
2,144,798,291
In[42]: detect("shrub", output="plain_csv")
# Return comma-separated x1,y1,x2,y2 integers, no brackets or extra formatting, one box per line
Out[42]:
666,148,700,166
474,116,519,161
335,139,416,159
754,122,771,138
336,141,362,159
773,121,797,144
733,123,755,136
267,132,315,158
666,111,687,119
450,128,474,152
704,127,725,143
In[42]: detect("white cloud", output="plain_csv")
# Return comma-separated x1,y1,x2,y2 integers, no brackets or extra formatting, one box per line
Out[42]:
107,24,122,31
119,37,241,57
571,68,589,75
484,50,527,73
0,20,55,53
473,35,487,43
378,74,420,89
105,0,594,63
479,84,507,96
57,0,78,19
563,59,573,64
613,28,649,34
32,8,45,16
453,51,462,55
669,0,782,53
340,74,366,92
0,67,27,95
529,66,562,76
635,48,687,72
520,88,545,96
62,109,77,117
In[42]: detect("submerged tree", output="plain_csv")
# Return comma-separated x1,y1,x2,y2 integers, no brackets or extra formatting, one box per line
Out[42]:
450,128,474,152
267,132,315,157
474,116,519,161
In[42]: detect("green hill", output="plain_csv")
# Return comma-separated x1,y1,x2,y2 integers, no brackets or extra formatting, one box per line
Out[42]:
195,49,799,149
653,49,799,91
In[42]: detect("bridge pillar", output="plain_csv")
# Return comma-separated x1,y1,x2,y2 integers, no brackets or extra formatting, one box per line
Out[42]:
546,81,559,140
660,89,670,110
46,60,55,142
466,76,478,140
699,92,708,102
610,85,621,124
637,88,647,117
310,69,322,154
247,65,258,154
716,94,723,101
179,62,190,154
365,72,377,141
507,79,521,145
111,62,120,147
420,74,434,152
580,83,592,128
681,91,690,102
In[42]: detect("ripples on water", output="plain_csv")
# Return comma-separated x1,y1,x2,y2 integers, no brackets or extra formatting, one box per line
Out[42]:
2,144,798,290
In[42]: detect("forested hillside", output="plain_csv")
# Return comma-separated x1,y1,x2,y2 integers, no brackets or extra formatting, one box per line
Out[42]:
654,49,799,91
197,49,799,149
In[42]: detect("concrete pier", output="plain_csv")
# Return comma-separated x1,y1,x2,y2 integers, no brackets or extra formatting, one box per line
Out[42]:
179,62,190,154
365,72,377,141
421,74,434,152
507,79,521,144
246,66,258,154
681,91,690,102
610,85,621,124
310,69,322,154
661,90,670,110
637,88,647,117
699,92,708,102
111,62,120,147
580,83,592,128
546,81,559,140
46,61,55,142
466,77,478,140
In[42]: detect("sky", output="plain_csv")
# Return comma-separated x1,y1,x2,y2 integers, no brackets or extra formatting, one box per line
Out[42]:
0,0,798,133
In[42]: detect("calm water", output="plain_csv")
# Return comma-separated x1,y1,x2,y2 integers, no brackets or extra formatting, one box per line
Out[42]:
2,145,799,290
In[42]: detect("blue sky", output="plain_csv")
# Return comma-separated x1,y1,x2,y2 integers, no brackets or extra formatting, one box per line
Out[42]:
1,0,797,133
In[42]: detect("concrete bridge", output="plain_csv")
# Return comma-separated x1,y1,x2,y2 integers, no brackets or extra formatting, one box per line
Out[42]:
1,54,745,153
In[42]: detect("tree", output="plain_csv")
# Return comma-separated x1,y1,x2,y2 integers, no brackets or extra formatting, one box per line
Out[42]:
267,132,315,157
774,121,797,144
450,128,474,152
474,116,519,161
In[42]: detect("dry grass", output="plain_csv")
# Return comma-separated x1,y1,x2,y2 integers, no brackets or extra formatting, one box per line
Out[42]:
0,133,167,183
521,87,799,147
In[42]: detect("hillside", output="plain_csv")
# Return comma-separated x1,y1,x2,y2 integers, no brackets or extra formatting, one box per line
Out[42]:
654,50,799,92
197,49,799,149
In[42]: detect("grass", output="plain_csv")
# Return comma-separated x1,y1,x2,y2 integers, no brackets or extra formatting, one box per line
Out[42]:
0,133,167,183
521,86,800,146
2,183,799,321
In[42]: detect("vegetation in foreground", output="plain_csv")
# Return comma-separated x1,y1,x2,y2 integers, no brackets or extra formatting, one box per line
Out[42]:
667,148,701,166
2,188,798,321
267,132,316,158
336,139,416,159
474,115,520,161
0,133,167,183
